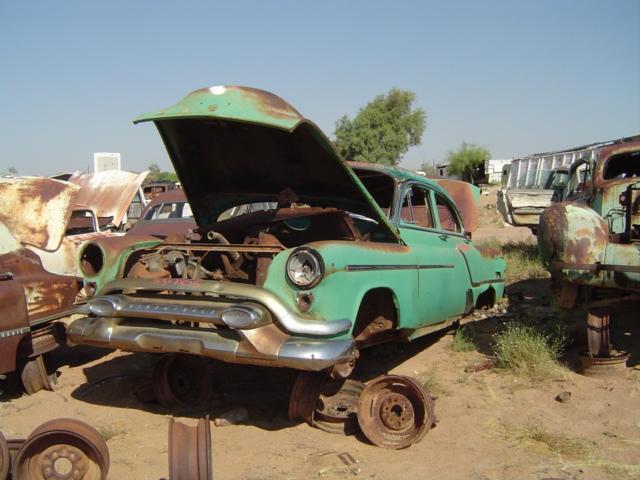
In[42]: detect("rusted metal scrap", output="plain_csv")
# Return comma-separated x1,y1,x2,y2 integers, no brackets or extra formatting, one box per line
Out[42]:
312,378,364,435
0,432,9,480
357,374,435,450
168,417,212,480
2,418,109,480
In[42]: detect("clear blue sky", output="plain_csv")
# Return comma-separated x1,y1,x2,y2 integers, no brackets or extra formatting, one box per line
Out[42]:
1,0,638,175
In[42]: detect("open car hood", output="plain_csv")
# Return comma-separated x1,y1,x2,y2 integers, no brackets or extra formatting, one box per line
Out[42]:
134,86,401,243
0,177,79,251
66,170,149,227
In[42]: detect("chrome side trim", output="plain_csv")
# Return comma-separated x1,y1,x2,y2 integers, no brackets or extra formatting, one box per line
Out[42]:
346,264,454,272
67,317,356,371
97,278,352,336
0,325,30,339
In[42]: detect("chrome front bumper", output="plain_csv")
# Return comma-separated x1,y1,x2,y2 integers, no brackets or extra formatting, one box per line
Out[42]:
67,316,357,371
90,278,351,336
68,278,356,371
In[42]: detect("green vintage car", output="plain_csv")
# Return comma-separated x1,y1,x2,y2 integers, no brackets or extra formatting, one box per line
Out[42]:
68,86,505,380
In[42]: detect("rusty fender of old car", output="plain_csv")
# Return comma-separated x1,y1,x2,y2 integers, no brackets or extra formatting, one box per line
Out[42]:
538,139,640,359
0,177,82,393
67,85,506,377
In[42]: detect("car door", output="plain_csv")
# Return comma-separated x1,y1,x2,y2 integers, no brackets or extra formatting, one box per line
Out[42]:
397,183,467,328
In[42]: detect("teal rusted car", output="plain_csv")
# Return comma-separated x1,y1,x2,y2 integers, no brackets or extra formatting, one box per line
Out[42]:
68,86,505,380
538,138,640,362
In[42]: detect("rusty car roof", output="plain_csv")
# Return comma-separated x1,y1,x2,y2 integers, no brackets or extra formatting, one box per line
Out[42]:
66,170,149,227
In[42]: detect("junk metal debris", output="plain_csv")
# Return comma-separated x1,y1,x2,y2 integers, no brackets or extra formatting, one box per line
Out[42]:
357,375,435,450
1,418,110,480
311,378,364,435
0,416,213,480
168,417,212,480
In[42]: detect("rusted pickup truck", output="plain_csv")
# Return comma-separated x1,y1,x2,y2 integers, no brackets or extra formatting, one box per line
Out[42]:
538,138,640,365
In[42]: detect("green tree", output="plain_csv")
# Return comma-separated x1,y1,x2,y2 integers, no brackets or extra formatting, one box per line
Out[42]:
147,162,178,183
446,142,490,183
7,167,17,175
334,88,426,165
148,163,162,180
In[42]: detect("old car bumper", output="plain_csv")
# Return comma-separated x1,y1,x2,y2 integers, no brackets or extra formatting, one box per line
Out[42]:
67,277,356,371
67,316,357,371
87,278,352,336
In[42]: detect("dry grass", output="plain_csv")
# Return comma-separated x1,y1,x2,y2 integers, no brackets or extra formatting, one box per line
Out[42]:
96,424,129,442
478,238,548,282
417,368,450,397
451,325,477,352
493,321,567,381
506,423,592,459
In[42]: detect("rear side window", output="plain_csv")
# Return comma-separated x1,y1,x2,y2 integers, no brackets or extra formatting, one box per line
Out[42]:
400,186,433,228
435,194,462,233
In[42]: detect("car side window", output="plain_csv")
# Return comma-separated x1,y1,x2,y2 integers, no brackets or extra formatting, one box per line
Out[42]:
144,204,161,221
434,194,462,233
400,186,433,228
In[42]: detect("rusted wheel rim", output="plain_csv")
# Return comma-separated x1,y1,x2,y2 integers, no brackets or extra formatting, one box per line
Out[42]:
0,431,9,480
312,378,364,435
288,371,325,423
13,418,109,480
168,417,212,480
20,356,56,395
357,375,434,449
154,354,212,408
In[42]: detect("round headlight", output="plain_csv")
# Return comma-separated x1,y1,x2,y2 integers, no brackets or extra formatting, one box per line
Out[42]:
286,248,324,288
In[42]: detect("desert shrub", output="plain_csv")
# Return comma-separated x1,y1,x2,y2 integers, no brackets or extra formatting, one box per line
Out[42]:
493,321,566,380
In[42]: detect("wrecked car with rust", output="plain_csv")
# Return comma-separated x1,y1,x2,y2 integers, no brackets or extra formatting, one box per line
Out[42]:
0,177,82,395
538,138,640,366
67,86,505,386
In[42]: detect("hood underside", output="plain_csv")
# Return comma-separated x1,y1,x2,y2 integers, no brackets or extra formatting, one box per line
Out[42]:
134,86,401,243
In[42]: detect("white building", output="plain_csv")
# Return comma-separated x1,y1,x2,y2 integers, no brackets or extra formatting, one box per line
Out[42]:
484,158,512,184
93,152,121,172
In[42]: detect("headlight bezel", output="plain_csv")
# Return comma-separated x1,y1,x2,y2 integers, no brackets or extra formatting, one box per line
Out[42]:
285,247,325,289
79,242,105,277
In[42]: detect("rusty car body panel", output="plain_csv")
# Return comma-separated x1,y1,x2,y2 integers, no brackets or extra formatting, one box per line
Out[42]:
0,177,81,388
30,170,149,278
67,85,505,378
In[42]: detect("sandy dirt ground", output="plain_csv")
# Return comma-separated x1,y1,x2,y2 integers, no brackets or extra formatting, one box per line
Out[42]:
1,191,639,480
